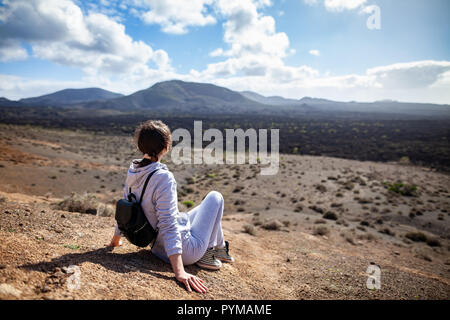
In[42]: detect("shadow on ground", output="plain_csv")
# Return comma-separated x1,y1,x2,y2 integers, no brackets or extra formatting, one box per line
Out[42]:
19,247,204,288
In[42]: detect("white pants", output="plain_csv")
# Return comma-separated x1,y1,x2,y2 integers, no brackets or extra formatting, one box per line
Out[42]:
181,191,226,265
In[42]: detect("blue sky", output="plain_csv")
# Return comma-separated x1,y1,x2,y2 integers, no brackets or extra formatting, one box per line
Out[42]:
0,0,449,103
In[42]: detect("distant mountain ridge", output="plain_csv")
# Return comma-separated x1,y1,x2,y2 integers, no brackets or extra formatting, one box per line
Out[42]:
1,80,449,119
241,90,450,118
81,80,276,114
241,91,302,106
0,97,24,107
18,88,124,106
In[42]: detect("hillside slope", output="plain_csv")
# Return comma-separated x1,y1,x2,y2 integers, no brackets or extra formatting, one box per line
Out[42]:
0,124,449,300
82,80,277,114
19,88,124,106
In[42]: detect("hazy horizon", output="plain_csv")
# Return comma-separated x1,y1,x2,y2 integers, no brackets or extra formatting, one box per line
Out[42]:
2,79,450,106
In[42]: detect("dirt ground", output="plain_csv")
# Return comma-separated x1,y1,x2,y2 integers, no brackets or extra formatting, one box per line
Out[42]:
0,124,449,300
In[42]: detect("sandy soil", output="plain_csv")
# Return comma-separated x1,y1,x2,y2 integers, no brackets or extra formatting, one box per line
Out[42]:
0,124,449,300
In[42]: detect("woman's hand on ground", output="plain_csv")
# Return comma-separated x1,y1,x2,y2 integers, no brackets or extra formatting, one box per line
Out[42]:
176,271,208,294
105,236,122,248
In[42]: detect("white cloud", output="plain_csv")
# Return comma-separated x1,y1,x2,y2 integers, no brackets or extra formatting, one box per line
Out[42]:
209,48,224,57
303,0,318,5
192,59,450,104
304,0,368,11
0,0,172,77
309,49,320,56
0,0,92,61
196,0,298,80
0,40,28,62
0,0,92,43
0,74,85,100
216,0,289,58
192,0,327,94
324,0,367,11
140,0,216,34
367,60,450,89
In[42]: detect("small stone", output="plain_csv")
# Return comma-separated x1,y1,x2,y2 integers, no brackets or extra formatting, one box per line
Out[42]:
61,267,70,274
0,284,22,298
41,285,51,293
53,271,65,278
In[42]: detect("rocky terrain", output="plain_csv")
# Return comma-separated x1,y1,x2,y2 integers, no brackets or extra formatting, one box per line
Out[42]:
0,123,449,300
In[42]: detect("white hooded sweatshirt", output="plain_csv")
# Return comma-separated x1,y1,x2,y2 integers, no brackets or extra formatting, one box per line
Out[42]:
115,160,191,261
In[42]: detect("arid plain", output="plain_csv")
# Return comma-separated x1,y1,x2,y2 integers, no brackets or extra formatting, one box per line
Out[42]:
0,123,449,299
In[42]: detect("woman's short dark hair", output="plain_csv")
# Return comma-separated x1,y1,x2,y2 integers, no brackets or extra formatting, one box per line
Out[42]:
133,120,171,165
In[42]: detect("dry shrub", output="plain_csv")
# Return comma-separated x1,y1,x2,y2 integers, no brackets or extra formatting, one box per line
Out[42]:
323,211,338,220
97,203,115,217
357,233,378,241
341,231,355,245
262,219,283,231
405,231,441,247
54,192,114,216
55,192,99,214
252,217,262,226
243,224,257,236
313,226,329,236
405,231,427,242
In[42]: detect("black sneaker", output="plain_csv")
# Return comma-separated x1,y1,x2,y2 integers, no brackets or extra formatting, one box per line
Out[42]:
214,241,235,263
196,248,222,270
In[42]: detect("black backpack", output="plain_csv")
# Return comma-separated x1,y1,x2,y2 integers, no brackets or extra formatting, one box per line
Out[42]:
115,169,159,248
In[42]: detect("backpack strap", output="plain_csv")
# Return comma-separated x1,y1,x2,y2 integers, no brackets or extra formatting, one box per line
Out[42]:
139,169,159,204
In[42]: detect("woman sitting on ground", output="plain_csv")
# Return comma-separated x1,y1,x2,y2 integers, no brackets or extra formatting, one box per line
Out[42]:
107,120,234,294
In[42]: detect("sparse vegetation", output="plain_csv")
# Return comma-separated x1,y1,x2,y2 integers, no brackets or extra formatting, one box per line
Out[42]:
309,205,324,214
261,219,283,231
323,211,338,220
243,224,257,236
185,177,196,184
341,232,355,245
182,200,195,208
0,123,449,299
96,203,115,217
54,192,99,215
405,231,427,242
313,226,329,236
64,244,80,250
384,182,418,197
405,232,441,247
379,228,395,237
